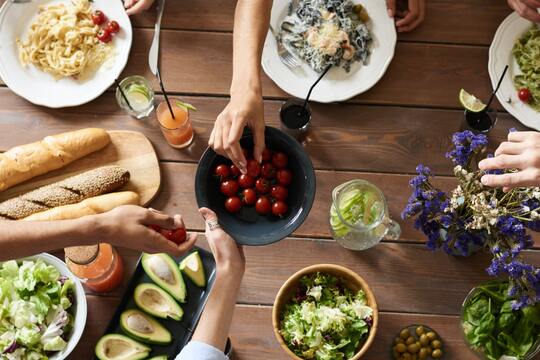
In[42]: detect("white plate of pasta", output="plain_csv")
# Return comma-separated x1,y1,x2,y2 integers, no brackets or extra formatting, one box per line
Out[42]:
0,0,132,108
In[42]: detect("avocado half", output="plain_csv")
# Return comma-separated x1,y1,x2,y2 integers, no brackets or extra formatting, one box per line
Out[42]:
134,283,184,321
179,251,206,288
95,334,150,360
147,356,169,360
120,309,172,345
142,253,187,303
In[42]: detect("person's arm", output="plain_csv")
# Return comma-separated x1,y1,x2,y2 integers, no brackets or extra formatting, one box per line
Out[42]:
209,0,272,173
507,0,540,22
0,205,196,261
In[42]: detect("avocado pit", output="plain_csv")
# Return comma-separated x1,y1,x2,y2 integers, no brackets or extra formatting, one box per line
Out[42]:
126,313,154,334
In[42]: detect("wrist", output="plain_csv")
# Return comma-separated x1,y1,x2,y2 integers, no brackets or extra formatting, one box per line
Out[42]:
230,74,261,97
216,262,244,286
77,214,108,246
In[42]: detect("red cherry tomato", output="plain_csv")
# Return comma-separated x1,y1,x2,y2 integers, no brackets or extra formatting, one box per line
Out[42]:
255,196,271,215
276,169,293,186
246,159,261,178
214,164,230,181
96,29,112,43
91,10,106,25
241,188,257,205
272,200,288,217
225,196,242,213
229,164,241,178
272,152,288,168
106,20,120,34
220,180,239,197
164,228,187,245
261,148,272,163
255,178,271,194
518,88,531,103
261,163,277,179
271,185,288,201
238,174,255,189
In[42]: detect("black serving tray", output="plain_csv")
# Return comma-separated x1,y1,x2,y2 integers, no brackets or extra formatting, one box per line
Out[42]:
93,247,216,359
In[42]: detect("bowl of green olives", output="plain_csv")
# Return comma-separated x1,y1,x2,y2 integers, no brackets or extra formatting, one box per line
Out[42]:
392,324,444,360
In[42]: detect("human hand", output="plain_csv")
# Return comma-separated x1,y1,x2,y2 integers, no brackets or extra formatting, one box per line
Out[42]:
92,205,196,256
199,207,245,280
507,0,540,23
209,90,265,174
124,0,155,16
479,131,540,191
386,0,425,32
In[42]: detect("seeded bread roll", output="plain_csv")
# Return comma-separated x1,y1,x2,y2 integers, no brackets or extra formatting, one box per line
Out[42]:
0,165,130,220
0,128,110,192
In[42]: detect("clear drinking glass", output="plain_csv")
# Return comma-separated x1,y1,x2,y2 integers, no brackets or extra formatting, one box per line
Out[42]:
116,75,155,119
156,98,194,149
462,108,497,134
279,98,311,140
329,180,401,250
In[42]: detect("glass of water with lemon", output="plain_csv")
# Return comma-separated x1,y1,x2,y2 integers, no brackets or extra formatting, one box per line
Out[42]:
459,89,497,133
116,75,155,119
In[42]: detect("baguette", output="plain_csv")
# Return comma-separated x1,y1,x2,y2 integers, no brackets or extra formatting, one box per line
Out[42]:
0,165,130,220
23,191,140,221
0,128,110,192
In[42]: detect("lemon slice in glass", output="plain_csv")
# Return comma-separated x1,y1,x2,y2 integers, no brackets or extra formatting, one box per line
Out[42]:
459,89,487,113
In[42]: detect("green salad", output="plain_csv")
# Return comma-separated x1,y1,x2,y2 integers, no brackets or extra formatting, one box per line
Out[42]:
0,259,75,359
280,273,373,360
462,282,540,360
513,26,540,110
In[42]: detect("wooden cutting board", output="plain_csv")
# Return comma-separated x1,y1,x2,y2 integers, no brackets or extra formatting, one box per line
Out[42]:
0,130,161,206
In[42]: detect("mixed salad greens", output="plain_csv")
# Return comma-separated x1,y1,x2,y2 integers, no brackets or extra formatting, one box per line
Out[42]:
280,272,373,360
0,259,75,359
512,26,540,110
462,282,540,360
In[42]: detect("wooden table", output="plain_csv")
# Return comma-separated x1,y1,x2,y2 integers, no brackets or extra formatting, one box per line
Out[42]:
1,1,539,359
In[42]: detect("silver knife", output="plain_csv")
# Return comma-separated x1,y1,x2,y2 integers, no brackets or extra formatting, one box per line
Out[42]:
148,0,165,76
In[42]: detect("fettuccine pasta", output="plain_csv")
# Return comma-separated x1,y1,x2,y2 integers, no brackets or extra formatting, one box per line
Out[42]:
17,0,112,79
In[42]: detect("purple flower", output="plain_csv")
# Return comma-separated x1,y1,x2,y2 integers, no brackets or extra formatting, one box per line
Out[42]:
446,130,488,166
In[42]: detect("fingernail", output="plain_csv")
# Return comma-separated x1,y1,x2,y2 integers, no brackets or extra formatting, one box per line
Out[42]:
387,9,393,17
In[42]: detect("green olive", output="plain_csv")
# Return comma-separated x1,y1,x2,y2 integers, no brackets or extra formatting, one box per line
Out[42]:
423,346,432,354
393,349,401,359
400,353,412,360
395,337,404,345
419,334,429,346
407,343,420,353
395,343,407,353
415,326,425,336
418,348,429,359
406,336,415,345
432,349,443,358
426,331,437,341
400,328,411,339
411,354,418,360
431,339,442,349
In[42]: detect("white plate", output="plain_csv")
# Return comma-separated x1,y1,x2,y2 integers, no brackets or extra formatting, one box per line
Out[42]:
21,253,87,360
489,12,540,130
0,0,132,108
262,0,396,103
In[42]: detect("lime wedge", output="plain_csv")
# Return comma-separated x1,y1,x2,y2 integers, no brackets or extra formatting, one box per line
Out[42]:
459,89,486,112
176,101,197,111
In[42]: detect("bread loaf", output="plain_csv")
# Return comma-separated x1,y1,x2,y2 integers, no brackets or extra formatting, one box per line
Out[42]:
0,128,110,192
0,165,130,220
23,191,140,221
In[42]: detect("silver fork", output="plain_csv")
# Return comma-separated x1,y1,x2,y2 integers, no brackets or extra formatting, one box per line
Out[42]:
10,0,31,3
269,23,300,69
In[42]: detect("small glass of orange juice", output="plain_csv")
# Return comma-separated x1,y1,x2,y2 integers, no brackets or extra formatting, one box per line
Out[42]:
156,98,194,149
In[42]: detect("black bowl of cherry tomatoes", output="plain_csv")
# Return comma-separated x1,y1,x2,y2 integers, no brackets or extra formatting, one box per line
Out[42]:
195,127,316,246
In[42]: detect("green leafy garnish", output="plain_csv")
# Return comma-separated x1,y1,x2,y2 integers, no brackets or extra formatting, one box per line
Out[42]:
176,100,197,112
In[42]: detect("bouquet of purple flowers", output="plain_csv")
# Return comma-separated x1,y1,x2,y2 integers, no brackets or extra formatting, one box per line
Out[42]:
402,130,540,309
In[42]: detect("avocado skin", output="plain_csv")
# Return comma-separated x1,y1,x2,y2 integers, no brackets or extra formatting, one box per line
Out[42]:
133,283,184,321
147,357,169,360
179,251,206,288
120,309,172,345
94,334,150,360
141,253,187,303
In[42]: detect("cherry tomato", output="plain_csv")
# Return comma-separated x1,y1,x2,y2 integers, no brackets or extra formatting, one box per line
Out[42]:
238,174,255,189
272,152,288,168
255,196,271,215
272,200,288,217
241,188,257,205
225,196,242,213
261,148,272,163
163,228,187,245
518,88,531,103
229,164,241,178
271,185,288,201
106,20,120,34
276,169,293,186
255,178,270,194
261,163,277,179
214,164,230,181
96,29,112,43
246,159,261,178
91,10,106,25
220,180,239,197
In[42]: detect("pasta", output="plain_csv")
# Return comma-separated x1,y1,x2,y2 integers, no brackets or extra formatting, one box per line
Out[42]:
17,0,112,79
513,26,540,111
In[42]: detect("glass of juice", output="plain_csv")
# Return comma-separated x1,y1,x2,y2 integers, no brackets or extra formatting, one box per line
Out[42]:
463,108,497,134
156,98,194,149
116,75,155,119
279,98,311,140
65,244,124,293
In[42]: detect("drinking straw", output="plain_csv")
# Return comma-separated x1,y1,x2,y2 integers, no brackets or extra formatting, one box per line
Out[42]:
486,65,509,108
114,78,133,111
156,67,175,119
303,64,332,110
